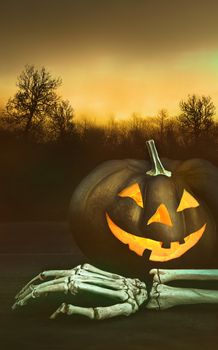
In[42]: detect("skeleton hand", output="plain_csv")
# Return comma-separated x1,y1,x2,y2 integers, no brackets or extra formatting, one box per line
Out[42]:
12,265,218,319
12,263,147,320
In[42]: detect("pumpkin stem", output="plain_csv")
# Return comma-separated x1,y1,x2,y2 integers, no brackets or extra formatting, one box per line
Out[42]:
146,140,171,177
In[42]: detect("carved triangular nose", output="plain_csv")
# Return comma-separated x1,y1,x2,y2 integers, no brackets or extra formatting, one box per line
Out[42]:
147,204,173,227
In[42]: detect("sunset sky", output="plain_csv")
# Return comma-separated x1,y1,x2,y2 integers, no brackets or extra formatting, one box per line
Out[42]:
1,0,218,121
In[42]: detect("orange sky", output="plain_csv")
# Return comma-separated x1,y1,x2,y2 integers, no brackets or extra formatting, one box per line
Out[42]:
1,1,218,122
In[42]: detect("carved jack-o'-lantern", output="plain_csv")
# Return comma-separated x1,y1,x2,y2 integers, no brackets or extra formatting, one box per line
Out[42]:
70,140,218,275
106,185,205,262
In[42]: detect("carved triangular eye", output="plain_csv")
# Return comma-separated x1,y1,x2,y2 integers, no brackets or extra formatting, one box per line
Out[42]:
118,183,143,208
177,189,199,212
147,204,173,227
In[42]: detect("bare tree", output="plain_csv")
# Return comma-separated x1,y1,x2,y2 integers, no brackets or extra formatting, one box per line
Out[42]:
178,95,215,142
154,109,169,143
6,65,61,139
48,100,75,142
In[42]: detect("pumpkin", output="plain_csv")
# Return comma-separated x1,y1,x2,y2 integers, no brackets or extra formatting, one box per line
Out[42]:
70,140,218,276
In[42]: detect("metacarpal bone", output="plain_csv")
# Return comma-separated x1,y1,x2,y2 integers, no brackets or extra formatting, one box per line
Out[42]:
12,264,148,314
82,263,125,279
13,264,218,320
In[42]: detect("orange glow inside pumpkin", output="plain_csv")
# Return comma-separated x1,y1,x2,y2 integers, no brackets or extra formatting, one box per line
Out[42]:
106,184,205,262
118,183,143,208
106,213,206,262
147,204,173,227
177,189,199,212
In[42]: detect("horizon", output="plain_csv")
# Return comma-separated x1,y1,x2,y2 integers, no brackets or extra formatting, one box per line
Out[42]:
1,1,218,121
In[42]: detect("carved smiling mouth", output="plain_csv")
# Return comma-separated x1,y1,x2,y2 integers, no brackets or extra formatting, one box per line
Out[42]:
106,213,206,262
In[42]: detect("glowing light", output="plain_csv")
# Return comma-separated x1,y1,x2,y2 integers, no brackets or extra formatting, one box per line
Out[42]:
147,204,173,227
177,189,199,212
106,213,206,262
118,183,143,208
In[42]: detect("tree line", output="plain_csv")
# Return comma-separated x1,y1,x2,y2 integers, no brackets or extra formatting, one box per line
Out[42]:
1,65,218,220
0,64,217,159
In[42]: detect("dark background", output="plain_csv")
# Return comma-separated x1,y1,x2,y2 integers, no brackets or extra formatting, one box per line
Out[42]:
1,0,218,348
0,134,218,349
0,110,218,350
1,222,218,350
1,123,218,222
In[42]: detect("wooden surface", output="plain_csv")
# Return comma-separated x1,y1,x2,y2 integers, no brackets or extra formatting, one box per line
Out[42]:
0,222,217,350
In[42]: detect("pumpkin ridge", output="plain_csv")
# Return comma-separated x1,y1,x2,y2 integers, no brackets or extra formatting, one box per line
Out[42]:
72,160,131,212
82,162,150,212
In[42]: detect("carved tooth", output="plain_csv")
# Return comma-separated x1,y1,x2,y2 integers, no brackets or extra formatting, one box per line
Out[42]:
170,241,180,249
161,241,171,249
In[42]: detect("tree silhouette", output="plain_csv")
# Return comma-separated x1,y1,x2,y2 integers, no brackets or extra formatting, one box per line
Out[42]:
6,65,61,139
154,109,169,144
178,95,215,143
48,100,75,142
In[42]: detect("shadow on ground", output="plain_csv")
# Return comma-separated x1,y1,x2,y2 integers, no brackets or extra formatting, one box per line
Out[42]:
0,222,217,350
